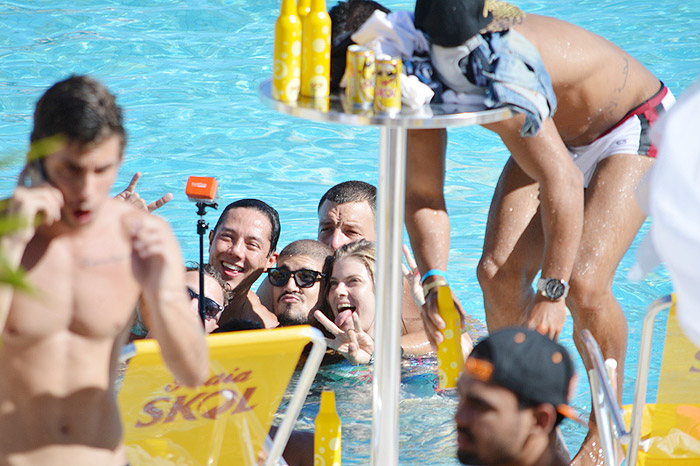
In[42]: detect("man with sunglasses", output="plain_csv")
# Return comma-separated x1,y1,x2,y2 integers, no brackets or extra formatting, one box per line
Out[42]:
184,264,229,333
268,240,332,326
135,264,229,338
130,264,229,339
258,181,433,352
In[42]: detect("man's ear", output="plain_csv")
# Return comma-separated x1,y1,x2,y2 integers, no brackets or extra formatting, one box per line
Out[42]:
266,251,279,270
531,403,558,436
208,229,215,246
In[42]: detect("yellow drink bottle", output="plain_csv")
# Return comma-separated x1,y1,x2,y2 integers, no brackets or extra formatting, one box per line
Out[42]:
297,0,311,19
272,0,302,102
301,0,331,98
314,390,341,466
437,286,464,389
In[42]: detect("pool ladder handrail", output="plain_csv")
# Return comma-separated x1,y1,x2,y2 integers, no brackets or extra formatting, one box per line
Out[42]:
582,293,674,466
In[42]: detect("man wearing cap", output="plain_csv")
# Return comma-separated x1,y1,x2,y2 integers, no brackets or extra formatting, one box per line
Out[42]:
456,327,581,466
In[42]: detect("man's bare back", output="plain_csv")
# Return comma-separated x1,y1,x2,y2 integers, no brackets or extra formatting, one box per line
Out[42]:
0,76,208,466
513,14,660,145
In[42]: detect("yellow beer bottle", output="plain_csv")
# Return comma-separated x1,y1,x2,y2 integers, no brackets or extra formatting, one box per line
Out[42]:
301,0,331,98
297,0,311,19
314,390,341,466
436,286,464,389
272,0,302,102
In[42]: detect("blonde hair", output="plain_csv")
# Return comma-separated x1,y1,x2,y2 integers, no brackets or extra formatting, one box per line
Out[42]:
319,239,376,322
332,239,376,284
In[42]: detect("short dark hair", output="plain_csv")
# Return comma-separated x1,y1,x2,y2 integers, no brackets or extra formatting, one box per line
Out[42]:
329,0,390,40
279,239,333,266
317,180,377,214
329,0,391,89
185,262,231,308
31,75,126,151
212,199,281,255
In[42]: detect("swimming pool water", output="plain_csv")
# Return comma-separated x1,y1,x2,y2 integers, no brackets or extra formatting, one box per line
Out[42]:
1,1,699,464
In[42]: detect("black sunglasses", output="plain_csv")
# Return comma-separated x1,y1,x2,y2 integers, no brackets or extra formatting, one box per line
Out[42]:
187,287,223,319
267,267,325,288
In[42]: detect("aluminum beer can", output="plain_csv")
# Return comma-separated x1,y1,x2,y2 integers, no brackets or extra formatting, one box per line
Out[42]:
374,54,401,115
345,45,375,108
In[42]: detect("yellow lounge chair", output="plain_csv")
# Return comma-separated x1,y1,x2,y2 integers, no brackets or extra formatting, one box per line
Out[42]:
583,294,700,466
118,326,326,466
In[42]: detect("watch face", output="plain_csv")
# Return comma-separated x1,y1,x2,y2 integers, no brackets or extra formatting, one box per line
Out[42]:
545,280,565,299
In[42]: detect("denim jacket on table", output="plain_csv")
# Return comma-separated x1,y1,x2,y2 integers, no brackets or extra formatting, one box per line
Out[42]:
431,29,557,136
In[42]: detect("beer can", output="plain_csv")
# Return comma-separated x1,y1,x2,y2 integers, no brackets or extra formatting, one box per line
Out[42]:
345,45,375,108
374,54,401,115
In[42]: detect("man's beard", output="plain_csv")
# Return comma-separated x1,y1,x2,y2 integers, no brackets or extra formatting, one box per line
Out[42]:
277,310,310,326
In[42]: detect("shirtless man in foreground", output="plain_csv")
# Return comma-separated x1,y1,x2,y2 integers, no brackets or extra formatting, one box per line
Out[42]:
0,75,208,466
400,1,673,464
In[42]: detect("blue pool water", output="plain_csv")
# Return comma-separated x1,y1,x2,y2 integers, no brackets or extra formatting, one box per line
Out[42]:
1,1,699,464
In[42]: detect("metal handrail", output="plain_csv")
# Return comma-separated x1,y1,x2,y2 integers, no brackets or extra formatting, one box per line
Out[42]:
582,294,674,466
119,342,136,363
581,330,629,442
627,294,673,466
582,329,628,466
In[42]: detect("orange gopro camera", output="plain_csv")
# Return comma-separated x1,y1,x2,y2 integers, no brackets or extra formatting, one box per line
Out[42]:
186,176,218,202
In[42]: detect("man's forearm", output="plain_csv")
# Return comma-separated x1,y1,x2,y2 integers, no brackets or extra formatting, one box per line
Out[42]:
538,170,584,283
405,128,450,275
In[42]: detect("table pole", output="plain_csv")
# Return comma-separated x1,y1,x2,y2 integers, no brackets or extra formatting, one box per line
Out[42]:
371,126,406,466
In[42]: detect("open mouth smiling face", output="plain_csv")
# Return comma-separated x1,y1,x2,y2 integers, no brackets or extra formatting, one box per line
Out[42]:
208,207,276,291
328,256,375,334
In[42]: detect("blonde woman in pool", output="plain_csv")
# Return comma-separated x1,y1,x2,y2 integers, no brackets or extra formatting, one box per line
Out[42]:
315,240,377,365
315,240,473,365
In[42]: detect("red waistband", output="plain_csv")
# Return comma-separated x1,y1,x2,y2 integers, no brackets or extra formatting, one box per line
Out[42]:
598,84,668,139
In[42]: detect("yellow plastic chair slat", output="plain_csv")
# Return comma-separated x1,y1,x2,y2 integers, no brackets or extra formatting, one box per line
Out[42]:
584,294,700,466
656,303,700,404
118,326,325,466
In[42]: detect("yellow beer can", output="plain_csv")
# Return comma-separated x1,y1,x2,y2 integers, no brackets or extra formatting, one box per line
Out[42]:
345,45,375,108
374,54,401,115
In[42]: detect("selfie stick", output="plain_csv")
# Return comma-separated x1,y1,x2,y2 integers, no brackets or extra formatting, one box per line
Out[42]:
186,176,219,324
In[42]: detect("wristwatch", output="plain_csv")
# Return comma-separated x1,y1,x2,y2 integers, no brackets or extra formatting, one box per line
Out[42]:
536,277,570,301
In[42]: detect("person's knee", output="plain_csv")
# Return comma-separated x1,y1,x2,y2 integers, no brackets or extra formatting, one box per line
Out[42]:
477,254,530,300
566,274,613,320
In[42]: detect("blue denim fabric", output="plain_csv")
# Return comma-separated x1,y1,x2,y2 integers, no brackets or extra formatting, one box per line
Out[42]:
464,30,557,136
404,54,446,100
